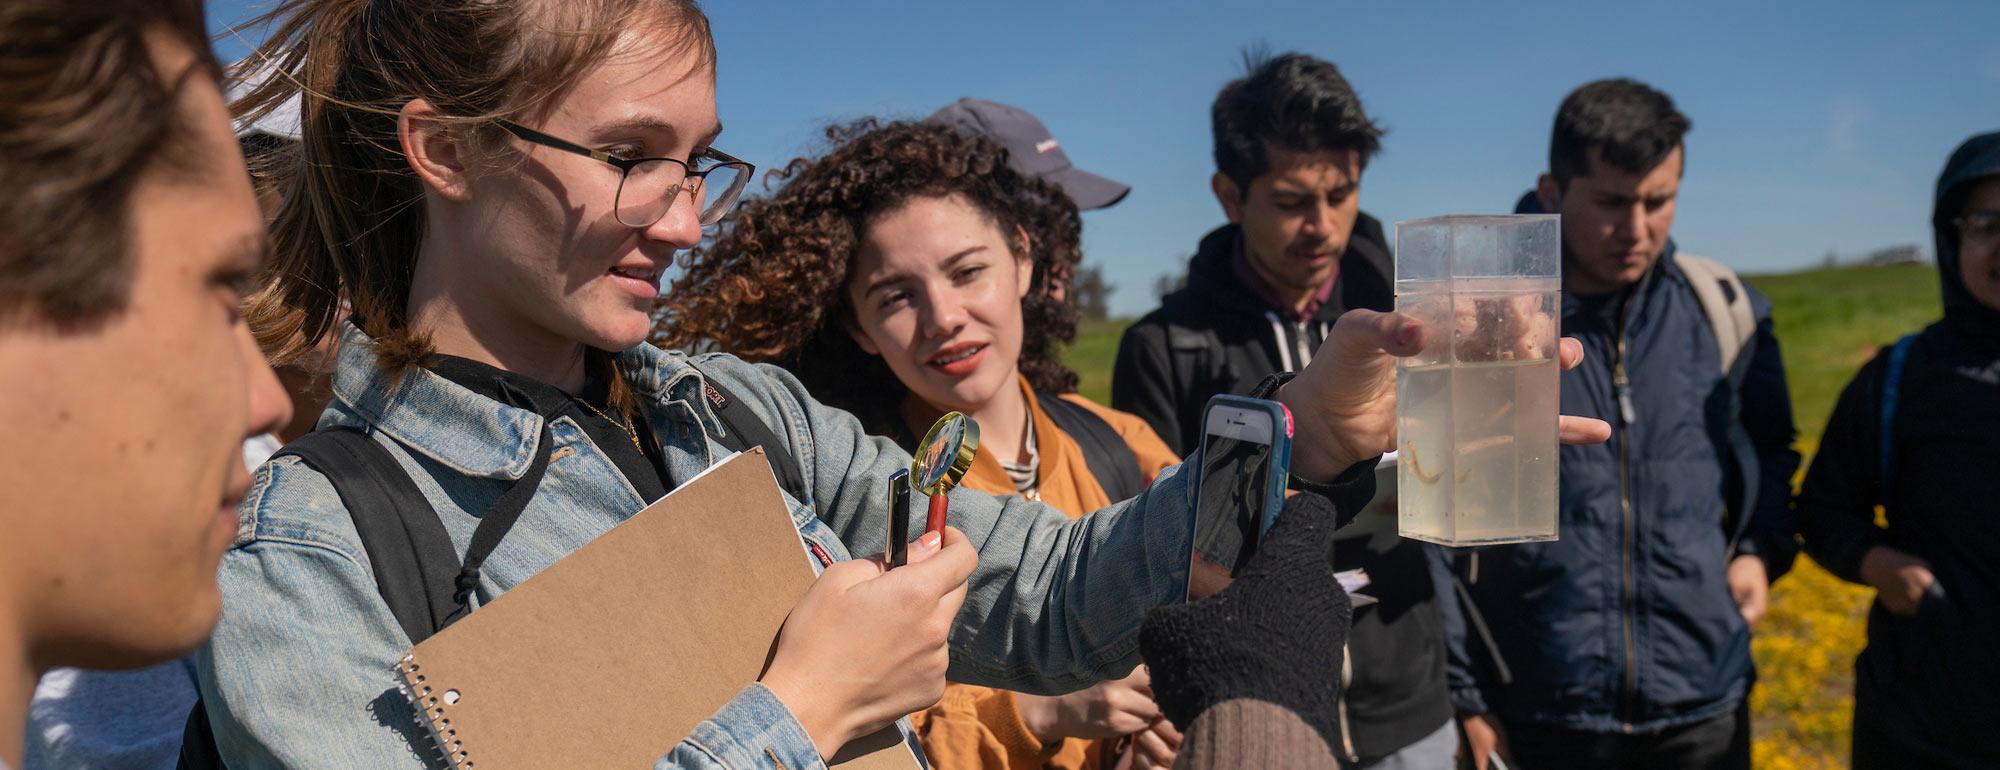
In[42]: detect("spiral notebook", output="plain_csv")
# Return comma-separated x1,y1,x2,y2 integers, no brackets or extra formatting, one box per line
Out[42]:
394,449,921,769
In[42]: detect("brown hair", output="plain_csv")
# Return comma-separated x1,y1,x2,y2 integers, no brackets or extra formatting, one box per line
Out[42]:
233,0,716,369
0,0,219,330
656,119,1081,439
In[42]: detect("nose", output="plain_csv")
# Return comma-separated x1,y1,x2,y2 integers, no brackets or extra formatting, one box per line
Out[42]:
1303,201,1335,238
237,324,292,447
917,282,968,340
1617,203,1646,244
640,182,705,249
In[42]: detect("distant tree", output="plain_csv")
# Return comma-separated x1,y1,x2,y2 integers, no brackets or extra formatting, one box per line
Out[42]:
1153,254,1191,300
1822,249,1839,269
1071,263,1114,321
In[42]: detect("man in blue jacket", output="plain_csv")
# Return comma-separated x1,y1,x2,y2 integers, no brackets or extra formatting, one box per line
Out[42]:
1446,79,1800,770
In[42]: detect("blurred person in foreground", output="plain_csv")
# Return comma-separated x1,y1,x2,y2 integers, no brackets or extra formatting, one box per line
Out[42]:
1446,78,1800,770
26,68,318,770
1112,52,1453,770
1796,129,2000,770
0,0,291,766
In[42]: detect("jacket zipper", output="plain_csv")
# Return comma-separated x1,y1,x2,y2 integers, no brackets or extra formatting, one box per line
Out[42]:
1613,297,1639,733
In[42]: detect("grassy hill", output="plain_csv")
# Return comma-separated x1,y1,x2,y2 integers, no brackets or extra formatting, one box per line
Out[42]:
1061,263,1944,769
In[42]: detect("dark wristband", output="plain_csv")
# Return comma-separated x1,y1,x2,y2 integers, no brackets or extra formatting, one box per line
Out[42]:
1244,371,1381,526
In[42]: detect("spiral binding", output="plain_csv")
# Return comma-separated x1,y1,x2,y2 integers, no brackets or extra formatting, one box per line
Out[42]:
397,653,474,769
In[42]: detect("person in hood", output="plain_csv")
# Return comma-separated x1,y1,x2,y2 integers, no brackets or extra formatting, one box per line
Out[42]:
1112,52,1453,770
1447,78,1800,770
1796,129,2000,770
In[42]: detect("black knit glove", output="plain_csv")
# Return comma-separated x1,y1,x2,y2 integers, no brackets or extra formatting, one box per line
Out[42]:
1139,491,1352,754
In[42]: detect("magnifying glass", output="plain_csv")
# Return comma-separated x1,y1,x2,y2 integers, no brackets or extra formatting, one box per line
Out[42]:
910,411,980,537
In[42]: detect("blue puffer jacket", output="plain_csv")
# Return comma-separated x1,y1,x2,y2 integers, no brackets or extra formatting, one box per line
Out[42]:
1437,223,1802,733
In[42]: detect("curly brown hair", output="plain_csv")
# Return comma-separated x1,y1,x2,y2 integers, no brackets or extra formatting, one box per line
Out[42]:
656,118,1081,439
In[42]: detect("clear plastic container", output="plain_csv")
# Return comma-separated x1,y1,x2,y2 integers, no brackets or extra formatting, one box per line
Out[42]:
1394,215,1561,546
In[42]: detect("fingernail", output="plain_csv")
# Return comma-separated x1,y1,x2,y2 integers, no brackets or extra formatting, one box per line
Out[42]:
1397,323,1420,345
916,531,942,553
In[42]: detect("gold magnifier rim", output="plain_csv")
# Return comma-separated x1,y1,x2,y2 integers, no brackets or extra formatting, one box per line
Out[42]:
911,411,981,495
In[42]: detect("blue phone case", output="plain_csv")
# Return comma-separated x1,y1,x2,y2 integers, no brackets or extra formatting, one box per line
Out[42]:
1195,394,1294,542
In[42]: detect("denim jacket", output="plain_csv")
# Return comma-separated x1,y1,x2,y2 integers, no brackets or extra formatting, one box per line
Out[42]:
195,324,1198,769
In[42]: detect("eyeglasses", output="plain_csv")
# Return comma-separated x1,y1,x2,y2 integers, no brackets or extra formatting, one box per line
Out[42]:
497,120,753,228
1955,210,2000,244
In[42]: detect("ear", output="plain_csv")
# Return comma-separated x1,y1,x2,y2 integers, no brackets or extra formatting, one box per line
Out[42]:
399,98,475,203
1535,174,1562,214
1211,172,1245,224
1012,225,1036,300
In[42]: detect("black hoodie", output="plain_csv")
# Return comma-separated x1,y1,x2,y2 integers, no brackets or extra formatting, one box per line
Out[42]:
1112,217,1393,455
1114,214,1453,762
1797,130,2000,768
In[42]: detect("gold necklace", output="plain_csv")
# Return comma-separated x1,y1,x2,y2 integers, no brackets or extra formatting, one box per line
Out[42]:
573,398,644,453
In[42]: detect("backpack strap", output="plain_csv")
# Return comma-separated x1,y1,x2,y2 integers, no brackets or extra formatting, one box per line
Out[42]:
1879,333,1920,500
1677,254,1767,553
687,362,811,505
1038,391,1146,501
179,428,464,770
1674,253,1758,381
280,428,464,642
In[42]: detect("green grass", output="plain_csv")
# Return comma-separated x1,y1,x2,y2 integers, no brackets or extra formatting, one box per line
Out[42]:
1748,264,1942,439
1061,263,1946,768
1067,319,1127,405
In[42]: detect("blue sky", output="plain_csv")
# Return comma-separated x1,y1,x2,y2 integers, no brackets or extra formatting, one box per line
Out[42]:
210,1,2000,317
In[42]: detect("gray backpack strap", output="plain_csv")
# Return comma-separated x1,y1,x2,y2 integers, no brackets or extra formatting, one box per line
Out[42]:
1677,253,1764,552
1675,252,1757,384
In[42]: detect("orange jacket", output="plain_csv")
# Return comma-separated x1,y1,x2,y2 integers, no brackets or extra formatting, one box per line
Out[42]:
907,379,1179,770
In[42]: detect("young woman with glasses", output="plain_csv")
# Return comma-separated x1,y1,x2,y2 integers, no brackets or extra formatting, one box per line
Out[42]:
204,1,1600,767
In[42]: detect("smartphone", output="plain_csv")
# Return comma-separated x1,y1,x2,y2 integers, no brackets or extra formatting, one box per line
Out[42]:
1187,395,1293,600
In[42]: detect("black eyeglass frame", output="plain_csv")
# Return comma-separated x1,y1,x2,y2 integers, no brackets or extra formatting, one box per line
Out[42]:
496,119,754,227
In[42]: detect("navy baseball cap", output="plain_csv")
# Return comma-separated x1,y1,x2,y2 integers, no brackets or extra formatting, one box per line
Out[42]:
926,98,1130,210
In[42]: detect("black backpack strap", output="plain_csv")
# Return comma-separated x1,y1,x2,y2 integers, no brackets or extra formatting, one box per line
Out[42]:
279,428,463,643
1879,333,1920,501
1038,391,1146,501
689,364,811,504
180,427,463,770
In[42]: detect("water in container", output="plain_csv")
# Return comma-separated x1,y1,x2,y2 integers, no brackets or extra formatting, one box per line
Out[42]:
1394,215,1561,546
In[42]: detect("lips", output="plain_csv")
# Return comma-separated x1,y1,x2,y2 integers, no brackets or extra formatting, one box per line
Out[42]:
213,477,249,545
606,263,664,299
927,342,988,377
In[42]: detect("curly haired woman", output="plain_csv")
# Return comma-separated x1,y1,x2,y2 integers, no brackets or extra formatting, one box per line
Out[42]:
660,120,1182,769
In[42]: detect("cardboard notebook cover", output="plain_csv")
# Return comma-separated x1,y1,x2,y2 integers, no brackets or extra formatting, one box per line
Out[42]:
395,450,919,770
